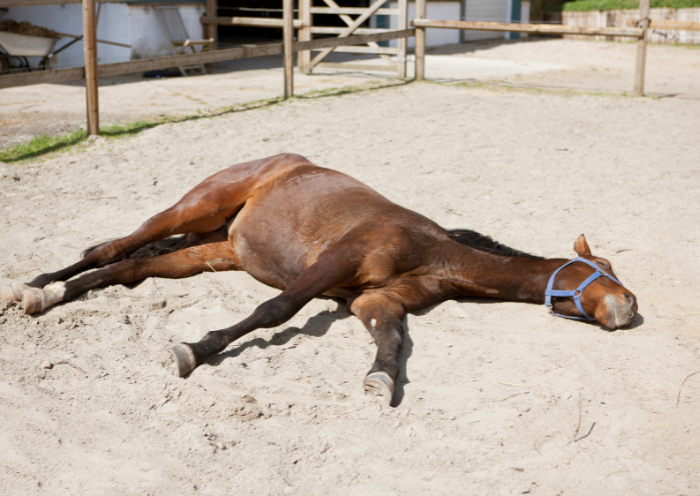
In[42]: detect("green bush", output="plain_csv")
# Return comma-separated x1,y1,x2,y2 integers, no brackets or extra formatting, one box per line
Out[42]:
563,0,700,11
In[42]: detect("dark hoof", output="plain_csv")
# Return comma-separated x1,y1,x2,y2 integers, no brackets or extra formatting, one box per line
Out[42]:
364,371,395,404
171,343,197,377
28,274,55,288
1,282,28,303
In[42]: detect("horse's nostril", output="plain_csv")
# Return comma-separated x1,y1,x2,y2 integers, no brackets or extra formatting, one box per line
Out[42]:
623,292,635,306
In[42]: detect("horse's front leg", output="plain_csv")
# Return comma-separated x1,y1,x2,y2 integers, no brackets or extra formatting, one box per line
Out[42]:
350,293,407,405
172,252,359,377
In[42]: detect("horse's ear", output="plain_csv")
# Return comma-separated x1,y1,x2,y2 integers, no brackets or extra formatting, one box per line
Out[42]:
573,234,592,256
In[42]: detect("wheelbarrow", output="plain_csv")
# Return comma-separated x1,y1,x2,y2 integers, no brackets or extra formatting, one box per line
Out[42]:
0,30,59,74
0,30,130,75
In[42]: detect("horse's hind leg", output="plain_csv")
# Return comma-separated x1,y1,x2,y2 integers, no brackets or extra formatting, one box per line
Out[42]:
25,172,254,289
350,293,407,405
171,251,359,377
21,232,239,315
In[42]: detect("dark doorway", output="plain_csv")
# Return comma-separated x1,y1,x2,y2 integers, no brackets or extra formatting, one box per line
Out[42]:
216,0,373,47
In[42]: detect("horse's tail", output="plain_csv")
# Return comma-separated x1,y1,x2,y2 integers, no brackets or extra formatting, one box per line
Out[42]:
81,235,189,260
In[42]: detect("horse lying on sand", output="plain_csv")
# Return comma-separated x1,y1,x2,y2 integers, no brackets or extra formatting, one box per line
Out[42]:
1,154,638,404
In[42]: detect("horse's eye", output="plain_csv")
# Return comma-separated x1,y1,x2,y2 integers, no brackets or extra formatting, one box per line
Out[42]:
596,260,610,270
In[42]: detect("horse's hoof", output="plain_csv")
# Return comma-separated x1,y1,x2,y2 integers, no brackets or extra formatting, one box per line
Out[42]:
22,282,65,315
363,371,395,404
1,282,29,303
171,343,197,378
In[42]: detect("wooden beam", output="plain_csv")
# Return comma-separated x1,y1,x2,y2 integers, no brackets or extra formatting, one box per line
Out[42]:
320,0,395,74
634,0,650,97
309,27,393,35
283,0,293,99
83,0,99,136
296,29,414,52
0,0,122,6
411,19,644,38
310,7,398,15
204,0,218,53
310,0,389,69
0,30,415,89
200,16,304,28
298,0,311,74
313,45,399,54
415,0,426,81
397,0,408,79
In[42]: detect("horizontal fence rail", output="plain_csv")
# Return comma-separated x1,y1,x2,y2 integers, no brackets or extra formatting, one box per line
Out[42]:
0,29,415,90
200,16,304,28
411,19,644,38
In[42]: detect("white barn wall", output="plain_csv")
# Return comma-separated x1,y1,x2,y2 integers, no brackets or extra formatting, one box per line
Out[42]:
3,3,205,69
385,0,510,48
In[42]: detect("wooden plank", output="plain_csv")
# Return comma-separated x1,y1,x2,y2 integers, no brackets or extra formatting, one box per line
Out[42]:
415,0,426,81
634,0,650,97
283,0,293,99
0,30,415,89
83,0,99,136
312,45,399,54
397,0,408,79
319,0,395,74
316,62,397,72
204,0,218,51
200,16,304,28
310,7,398,15
296,29,414,52
0,67,84,89
0,0,122,6
310,0,390,69
310,27,392,35
298,0,311,74
98,44,284,78
412,19,644,38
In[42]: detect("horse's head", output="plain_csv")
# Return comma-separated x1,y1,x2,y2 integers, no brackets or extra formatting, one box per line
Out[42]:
546,235,637,329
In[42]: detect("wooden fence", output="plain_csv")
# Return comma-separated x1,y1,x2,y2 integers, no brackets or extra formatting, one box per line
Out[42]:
412,0,698,98
1,0,696,137
0,0,414,135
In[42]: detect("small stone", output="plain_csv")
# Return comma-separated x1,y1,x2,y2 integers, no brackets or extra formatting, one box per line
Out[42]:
41,361,53,370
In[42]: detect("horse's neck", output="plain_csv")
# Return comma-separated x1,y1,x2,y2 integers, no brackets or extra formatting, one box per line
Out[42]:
436,244,567,304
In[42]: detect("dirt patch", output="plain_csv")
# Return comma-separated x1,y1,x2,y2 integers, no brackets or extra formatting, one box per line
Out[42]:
1,82,699,495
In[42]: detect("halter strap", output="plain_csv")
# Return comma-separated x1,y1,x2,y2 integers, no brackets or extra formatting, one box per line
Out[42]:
544,257,623,321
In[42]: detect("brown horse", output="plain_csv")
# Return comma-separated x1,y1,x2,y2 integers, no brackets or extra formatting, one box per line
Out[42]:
1,154,637,403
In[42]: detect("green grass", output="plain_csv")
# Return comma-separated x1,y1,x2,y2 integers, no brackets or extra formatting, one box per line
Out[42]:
0,80,405,164
562,0,700,11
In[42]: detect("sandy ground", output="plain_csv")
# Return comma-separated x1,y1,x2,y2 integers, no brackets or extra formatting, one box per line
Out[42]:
2,38,700,149
1,41,700,496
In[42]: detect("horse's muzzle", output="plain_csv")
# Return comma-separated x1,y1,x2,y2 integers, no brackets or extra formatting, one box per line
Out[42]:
600,292,637,330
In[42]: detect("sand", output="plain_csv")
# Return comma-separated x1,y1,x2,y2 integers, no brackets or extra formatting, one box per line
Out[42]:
1,70,700,494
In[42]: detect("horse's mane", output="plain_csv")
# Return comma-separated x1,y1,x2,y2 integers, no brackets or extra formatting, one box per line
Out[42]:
447,229,544,260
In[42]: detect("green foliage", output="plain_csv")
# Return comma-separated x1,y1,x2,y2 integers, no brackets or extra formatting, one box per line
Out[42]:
563,0,700,11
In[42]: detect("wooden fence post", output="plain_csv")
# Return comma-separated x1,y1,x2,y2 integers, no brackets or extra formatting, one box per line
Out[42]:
634,0,650,97
415,0,426,81
83,0,99,135
283,0,294,99
298,0,311,74
205,0,217,49
397,0,408,79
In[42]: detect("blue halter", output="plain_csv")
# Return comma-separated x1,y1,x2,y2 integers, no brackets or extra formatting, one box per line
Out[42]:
544,257,623,321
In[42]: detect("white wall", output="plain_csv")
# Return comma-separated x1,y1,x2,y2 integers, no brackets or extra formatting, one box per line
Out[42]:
129,5,206,60
385,0,510,48
2,3,206,68
4,3,131,68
